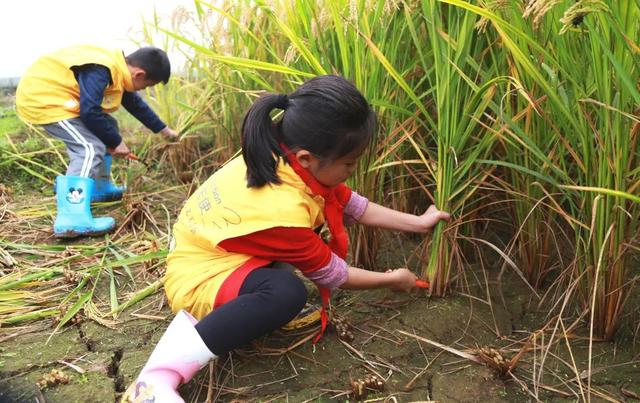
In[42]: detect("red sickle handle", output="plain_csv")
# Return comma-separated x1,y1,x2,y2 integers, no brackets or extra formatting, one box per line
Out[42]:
415,280,430,289
106,149,140,161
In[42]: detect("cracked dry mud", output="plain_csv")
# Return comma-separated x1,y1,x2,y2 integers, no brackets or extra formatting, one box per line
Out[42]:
1,272,639,403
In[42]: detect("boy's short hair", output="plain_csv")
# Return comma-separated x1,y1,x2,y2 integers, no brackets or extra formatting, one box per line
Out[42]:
125,47,171,84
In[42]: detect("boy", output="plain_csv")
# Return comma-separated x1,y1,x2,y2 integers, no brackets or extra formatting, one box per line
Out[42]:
16,45,178,238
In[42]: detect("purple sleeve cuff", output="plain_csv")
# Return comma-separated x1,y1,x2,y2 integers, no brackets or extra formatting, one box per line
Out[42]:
304,253,348,289
343,191,368,226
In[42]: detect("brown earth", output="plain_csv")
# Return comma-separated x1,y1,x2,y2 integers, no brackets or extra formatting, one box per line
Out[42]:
2,251,639,402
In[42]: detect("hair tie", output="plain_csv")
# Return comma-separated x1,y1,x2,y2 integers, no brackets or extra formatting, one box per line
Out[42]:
275,94,289,110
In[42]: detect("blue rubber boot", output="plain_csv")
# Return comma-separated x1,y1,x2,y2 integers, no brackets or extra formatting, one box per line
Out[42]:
54,176,116,238
93,155,125,202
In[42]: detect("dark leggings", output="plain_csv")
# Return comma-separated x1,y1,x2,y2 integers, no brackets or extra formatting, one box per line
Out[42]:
194,266,308,355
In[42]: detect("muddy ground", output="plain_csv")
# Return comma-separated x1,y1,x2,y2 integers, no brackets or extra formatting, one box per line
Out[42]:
1,239,639,402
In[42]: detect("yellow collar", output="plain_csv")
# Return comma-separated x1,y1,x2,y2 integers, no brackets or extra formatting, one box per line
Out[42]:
115,51,135,92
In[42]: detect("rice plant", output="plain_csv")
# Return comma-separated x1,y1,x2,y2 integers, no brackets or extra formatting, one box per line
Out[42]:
452,0,640,339
479,2,563,289
404,1,502,296
494,0,640,340
552,1,640,340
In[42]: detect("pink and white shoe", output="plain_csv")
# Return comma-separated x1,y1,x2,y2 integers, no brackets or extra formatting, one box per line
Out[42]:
121,310,216,403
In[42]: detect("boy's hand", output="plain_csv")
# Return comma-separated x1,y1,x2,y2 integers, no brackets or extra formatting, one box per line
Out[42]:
110,141,131,158
415,205,451,232
160,126,179,141
386,268,419,292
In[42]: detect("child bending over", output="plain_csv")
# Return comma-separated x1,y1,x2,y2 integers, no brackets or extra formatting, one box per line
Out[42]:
123,75,450,402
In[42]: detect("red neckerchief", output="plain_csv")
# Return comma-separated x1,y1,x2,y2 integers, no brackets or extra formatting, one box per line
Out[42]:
280,145,351,343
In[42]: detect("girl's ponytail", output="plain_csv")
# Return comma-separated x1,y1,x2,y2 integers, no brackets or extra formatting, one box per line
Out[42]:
241,93,289,187
241,76,375,188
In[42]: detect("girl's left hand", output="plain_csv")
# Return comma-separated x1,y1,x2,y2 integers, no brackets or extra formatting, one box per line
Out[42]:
415,205,451,232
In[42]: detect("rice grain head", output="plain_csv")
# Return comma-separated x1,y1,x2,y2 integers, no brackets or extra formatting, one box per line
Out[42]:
559,0,610,34
523,0,562,29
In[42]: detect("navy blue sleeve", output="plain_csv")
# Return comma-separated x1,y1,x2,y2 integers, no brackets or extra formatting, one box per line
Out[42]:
75,65,122,148
121,92,166,133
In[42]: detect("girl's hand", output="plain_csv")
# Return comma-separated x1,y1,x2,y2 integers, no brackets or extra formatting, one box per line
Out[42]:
386,268,419,292
414,205,451,232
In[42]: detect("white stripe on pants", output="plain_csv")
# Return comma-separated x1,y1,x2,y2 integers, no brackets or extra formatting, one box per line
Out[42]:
41,117,109,178
58,120,95,177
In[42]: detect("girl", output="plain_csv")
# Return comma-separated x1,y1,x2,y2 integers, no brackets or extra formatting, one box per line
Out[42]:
123,75,450,402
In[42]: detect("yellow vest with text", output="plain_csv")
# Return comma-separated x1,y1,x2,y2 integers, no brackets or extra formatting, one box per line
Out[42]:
164,156,326,319
15,45,134,124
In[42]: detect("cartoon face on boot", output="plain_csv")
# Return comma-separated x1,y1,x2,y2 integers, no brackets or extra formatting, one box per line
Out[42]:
66,187,85,204
121,381,156,403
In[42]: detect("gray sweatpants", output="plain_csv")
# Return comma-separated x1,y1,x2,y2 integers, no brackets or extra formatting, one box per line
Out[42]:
42,117,116,179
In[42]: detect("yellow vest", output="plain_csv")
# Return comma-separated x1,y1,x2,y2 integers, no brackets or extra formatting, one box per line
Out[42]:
16,45,134,124
165,156,326,319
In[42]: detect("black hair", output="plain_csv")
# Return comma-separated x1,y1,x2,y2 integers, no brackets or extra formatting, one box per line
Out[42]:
125,47,171,84
241,75,376,188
